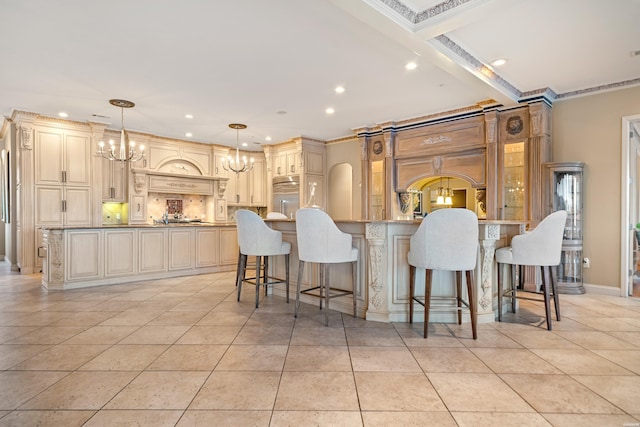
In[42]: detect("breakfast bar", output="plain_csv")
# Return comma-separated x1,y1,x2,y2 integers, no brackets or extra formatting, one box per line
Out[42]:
266,218,525,324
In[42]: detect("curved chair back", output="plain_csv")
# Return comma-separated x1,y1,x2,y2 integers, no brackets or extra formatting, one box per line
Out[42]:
266,212,288,219
296,208,357,264
511,210,567,266
236,209,289,256
408,208,479,271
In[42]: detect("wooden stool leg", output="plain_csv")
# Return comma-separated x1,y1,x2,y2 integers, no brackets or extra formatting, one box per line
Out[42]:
264,256,269,296
237,254,247,301
541,266,552,330
511,265,518,314
424,269,432,338
255,256,262,308
352,261,357,318
409,265,415,324
497,262,503,322
550,265,560,321
319,264,324,310
466,270,477,340
324,264,330,326
456,271,462,325
295,261,305,318
285,254,290,303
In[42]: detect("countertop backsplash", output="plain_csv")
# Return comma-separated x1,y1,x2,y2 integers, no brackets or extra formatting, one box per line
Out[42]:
148,193,206,222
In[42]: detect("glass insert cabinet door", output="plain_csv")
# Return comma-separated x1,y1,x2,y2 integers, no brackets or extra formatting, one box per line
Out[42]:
546,162,585,294
501,141,526,220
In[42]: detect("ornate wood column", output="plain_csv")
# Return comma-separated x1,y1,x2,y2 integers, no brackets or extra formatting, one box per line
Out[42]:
364,221,388,322
14,113,36,274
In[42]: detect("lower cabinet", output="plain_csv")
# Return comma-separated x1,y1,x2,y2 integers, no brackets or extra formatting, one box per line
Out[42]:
42,226,238,290
105,230,136,276
196,228,219,267
169,229,194,270
139,229,167,273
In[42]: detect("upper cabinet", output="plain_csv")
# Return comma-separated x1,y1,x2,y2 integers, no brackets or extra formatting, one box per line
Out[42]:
213,147,230,178
101,158,128,202
225,151,266,207
35,127,91,187
274,149,301,176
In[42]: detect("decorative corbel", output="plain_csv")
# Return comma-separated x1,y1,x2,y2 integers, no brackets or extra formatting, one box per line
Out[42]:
133,172,146,194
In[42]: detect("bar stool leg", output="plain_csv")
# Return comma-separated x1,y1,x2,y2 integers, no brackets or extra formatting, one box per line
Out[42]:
497,262,503,322
455,270,462,325
285,254,290,303
324,265,330,326
550,266,560,321
255,256,262,309
424,269,433,338
511,265,518,314
295,261,305,318
237,254,247,301
466,270,477,339
263,256,269,296
351,261,357,318
409,265,416,324
319,264,324,311
541,265,552,330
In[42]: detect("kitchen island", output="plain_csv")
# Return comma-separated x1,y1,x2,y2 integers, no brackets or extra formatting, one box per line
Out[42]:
266,218,525,324
41,223,238,291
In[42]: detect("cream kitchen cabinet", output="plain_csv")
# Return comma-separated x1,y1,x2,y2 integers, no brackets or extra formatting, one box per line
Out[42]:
249,157,267,206
102,158,127,202
169,228,194,270
196,228,219,267
225,153,266,207
213,148,230,178
35,127,91,187
274,150,301,176
129,194,147,223
105,229,136,276
66,230,101,282
35,186,92,227
139,229,167,273
219,228,238,265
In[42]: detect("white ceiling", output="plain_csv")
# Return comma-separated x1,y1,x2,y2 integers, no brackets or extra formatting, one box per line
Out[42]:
2,0,639,150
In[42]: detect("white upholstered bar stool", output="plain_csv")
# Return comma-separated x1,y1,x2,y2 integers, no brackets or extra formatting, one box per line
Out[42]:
408,208,479,339
295,208,358,326
495,210,567,330
236,209,291,308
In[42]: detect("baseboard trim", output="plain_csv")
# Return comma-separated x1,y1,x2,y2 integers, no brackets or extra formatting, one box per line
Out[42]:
582,283,621,296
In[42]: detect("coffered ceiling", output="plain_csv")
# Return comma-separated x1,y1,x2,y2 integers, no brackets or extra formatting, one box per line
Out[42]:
2,0,639,149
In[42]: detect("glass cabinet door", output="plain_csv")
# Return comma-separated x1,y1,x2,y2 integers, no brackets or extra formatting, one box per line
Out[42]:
502,141,526,220
546,162,585,294
552,169,582,242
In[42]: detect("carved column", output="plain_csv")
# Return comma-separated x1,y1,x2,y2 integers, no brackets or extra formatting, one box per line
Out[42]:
16,116,35,274
484,110,499,219
358,132,369,220
365,222,389,322
478,223,501,322
41,229,64,290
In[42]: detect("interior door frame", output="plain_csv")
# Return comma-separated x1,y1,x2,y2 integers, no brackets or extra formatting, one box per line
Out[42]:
621,114,640,297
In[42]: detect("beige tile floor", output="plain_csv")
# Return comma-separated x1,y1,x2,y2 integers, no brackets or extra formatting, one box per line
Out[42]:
1,262,640,426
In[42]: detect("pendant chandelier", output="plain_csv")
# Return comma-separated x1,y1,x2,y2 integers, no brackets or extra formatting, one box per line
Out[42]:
98,99,145,163
435,176,454,205
223,123,254,174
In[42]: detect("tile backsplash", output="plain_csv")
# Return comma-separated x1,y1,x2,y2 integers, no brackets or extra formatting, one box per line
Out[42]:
147,193,206,222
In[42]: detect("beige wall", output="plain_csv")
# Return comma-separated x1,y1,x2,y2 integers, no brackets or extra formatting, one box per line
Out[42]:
553,85,640,288
326,138,362,220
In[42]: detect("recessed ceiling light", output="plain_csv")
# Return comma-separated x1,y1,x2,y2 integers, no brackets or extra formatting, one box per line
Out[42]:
185,132,192,137
265,136,272,141
241,142,248,147
325,107,335,115
185,114,193,119
405,62,417,70
490,58,507,67
335,86,345,94
58,112,68,118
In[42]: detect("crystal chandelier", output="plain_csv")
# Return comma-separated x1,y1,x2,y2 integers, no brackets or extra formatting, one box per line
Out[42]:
98,99,145,163
223,123,254,174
